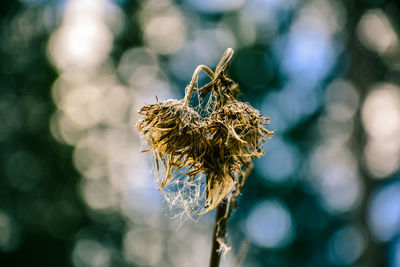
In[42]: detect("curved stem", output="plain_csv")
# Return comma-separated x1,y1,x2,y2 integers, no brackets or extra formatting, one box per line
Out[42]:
184,48,235,106
215,48,234,76
184,65,215,104
214,48,235,108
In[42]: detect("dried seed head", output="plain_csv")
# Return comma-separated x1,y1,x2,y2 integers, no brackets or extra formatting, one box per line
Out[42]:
209,100,274,158
136,99,205,188
135,48,274,217
198,100,273,213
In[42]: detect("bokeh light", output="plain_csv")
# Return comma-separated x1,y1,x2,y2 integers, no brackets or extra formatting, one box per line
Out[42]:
362,83,400,178
327,225,366,265
255,137,299,184
48,0,114,71
139,0,187,55
309,142,363,214
325,79,359,122
72,239,112,267
123,227,163,265
243,199,294,249
362,84,400,140
357,9,398,55
368,182,400,242
0,211,20,252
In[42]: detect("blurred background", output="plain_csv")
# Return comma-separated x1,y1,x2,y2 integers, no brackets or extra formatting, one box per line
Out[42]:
1,0,400,266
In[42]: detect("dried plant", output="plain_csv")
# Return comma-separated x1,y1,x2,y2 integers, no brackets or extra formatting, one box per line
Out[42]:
136,99,205,189
201,100,273,212
136,48,273,266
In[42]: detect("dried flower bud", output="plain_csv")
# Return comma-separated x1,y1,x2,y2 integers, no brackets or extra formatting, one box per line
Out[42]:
199,100,273,212
135,48,273,217
136,99,204,188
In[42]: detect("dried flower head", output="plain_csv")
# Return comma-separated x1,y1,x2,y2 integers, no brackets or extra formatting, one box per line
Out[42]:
209,100,274,157
136,99,205,188
200,100,274,212
136,48,273,217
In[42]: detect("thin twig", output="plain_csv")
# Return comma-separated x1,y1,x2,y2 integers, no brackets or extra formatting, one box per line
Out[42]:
209,162,253,267
209,198,230,267
184,65,215,104
215,48,234,76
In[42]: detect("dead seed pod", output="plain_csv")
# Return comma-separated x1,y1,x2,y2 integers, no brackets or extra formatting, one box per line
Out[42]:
199,143,242,214
198,100,274,213
136,48,274,264
135,64,215,190
208,100,274,158
136,99,202,155
136,48,273,219
136,99,205,188
194,54,274,213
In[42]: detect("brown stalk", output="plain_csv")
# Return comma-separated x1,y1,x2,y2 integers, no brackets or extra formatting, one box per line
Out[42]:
209,161,253,267
209,199,230,267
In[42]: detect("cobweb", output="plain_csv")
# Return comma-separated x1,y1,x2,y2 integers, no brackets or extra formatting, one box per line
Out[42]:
158,165,207,222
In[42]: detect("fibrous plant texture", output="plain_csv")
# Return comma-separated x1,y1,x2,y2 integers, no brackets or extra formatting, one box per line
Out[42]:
136,99,205,189
136,48,273,218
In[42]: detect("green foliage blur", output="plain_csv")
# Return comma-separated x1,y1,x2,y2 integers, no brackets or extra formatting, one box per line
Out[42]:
1,0,400,267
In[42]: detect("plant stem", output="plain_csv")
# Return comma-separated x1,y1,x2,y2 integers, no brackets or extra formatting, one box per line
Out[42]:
184,65,215,104
215,48,234,76
209,199,230,267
